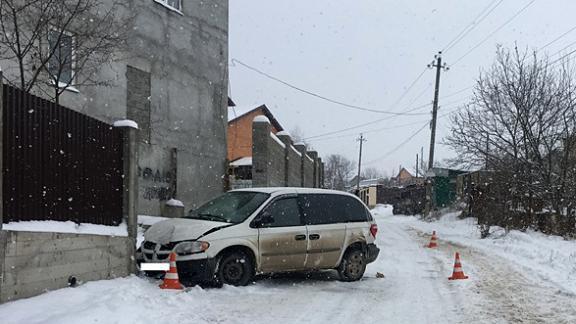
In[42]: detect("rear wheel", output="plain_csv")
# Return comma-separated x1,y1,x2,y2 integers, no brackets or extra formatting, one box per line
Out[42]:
338,248,366,281
216,251,254,286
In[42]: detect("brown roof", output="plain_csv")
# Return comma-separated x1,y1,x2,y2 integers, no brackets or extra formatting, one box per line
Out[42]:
228,104,284,131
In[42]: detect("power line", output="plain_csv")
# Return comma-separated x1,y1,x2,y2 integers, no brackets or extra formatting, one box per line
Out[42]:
443,0,504,53
361,106,466,166
452,0,537,66
538,25,576,51
363,123,430,166
231,58,429,116
391,67,428,107
305,98,467,142
548,47,576,66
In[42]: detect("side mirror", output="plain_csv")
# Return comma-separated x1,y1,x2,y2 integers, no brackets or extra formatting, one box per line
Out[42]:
253,210,274,228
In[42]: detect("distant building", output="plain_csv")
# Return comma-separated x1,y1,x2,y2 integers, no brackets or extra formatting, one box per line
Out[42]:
227,104,284,188
391,168,423,186
227,104,284,162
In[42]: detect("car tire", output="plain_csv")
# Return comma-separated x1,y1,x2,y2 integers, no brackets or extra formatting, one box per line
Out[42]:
338,248,366,281
215,251,254,286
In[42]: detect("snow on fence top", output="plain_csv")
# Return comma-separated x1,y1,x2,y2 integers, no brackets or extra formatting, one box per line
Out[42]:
291,145,302,157
3,220,128,237
113,119,139,129
165,199,184,208
230,157,253,167
270,132,286,148
276,130,291,137
253,115,270,123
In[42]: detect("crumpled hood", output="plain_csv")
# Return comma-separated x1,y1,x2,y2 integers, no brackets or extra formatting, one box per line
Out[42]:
144,218,228,244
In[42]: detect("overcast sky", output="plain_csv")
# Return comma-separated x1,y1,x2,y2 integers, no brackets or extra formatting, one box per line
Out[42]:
229,0,574,177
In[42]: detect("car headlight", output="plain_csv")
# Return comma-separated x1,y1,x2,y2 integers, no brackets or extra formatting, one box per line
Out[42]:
174,241,210,255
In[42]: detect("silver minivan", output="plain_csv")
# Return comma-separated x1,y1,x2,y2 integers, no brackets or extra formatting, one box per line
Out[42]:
140,188,380,286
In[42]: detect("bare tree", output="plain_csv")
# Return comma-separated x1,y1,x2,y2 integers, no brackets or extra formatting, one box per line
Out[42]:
0,0,129,103
324,154,355,190
290,126,313,150
446,46,576,235
361,167,384,180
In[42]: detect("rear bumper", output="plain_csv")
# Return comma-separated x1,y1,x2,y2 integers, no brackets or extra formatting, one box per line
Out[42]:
176,258,217,284
366,243,380,264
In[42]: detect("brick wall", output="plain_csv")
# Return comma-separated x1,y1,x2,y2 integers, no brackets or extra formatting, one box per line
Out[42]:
227,108,281,162
0,231,131,303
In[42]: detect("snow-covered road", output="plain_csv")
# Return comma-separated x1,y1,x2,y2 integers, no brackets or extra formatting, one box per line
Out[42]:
1,205,574,324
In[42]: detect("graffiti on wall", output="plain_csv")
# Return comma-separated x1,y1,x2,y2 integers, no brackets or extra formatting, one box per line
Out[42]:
138,166,175,201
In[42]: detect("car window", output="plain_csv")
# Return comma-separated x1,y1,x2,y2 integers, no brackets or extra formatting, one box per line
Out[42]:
263,197,302,227
299,194,348,225
344,197,371,222
186,191,270,223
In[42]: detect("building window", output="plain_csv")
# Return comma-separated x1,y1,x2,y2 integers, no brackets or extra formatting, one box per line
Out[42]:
48,30,74,85
155,0,181,12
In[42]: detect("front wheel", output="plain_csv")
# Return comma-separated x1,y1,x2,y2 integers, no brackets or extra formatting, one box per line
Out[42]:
215,251,254,286
338,249,366,281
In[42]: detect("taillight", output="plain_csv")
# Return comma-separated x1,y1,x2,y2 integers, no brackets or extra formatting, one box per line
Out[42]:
370,224,378,238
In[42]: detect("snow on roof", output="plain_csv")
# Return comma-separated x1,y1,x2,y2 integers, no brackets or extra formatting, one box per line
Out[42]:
293,142,306,146
254,115,270,123
230,156,253,167
113,119,139,129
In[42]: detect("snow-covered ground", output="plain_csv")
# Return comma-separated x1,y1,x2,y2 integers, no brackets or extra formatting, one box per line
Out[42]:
1,205,574,324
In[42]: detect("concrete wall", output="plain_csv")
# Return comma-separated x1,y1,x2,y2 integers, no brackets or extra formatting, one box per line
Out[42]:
0,1,229,215
0,230,131,303
252,119,323,188
303,155,315,188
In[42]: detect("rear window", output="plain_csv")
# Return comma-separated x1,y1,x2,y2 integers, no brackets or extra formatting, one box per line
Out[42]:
298,194,371,225
344,196,372,222
299,194,347,225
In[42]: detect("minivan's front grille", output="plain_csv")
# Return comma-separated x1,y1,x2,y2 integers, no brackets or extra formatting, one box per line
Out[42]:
143,241,177,251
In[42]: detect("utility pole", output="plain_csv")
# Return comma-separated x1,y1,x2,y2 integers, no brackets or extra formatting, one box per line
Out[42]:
416,153,419,178
356,134,366,191
427,52,449,170
425,52,449,216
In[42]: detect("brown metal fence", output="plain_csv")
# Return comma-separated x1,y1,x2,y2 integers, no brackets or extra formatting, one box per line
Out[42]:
2,84,124,225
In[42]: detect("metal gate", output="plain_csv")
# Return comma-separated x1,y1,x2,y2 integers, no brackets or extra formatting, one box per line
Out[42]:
2,84,124,225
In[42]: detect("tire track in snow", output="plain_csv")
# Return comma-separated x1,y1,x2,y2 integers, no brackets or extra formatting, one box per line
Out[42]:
408,227,576,324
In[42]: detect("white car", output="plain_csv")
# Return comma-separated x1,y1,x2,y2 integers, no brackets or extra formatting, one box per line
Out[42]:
140,188,380,286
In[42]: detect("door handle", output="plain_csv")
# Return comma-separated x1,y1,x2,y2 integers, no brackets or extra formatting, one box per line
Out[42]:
309,234,320,240
294,234,307,241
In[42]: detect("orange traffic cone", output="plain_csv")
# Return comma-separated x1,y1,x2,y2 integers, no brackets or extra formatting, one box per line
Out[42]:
448,252,469,280
426,231,438,248
159,252,183,290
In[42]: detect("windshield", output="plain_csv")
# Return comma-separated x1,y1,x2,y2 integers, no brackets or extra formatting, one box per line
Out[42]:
185,191,270,224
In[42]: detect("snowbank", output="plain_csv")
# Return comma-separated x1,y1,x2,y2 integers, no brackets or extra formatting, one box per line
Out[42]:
2,220,128,237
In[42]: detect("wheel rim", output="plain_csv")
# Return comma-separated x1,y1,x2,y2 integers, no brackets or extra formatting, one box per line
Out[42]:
222,258,244,283
346,253,364,277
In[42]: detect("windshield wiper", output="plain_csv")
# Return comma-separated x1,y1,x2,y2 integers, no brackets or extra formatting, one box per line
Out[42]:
197,213,229,223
